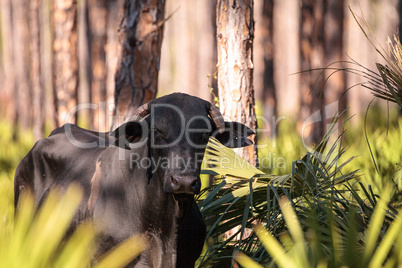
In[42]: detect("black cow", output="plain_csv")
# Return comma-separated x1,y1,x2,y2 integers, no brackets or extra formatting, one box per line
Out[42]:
14,93,254,267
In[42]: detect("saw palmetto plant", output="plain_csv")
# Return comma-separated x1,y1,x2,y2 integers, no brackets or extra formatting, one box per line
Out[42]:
0,184,147,268
198,116,401,267
317,6,402,109
235,189,402,268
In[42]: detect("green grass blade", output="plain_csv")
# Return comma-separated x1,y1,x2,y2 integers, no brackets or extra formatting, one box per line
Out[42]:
95,235,148,268
254,225,297,268
234,251,264,268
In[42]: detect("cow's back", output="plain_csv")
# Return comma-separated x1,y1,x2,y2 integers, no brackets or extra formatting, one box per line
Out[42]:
14,124,110,208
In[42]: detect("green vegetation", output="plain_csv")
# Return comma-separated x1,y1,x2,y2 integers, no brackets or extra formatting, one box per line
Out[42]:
198,116,402,267
0,120,34,232
0,107,401,267
0,123,147,267
0,184,146,268
258,105,402,201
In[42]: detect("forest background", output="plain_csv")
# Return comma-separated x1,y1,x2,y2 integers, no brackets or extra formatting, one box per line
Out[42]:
0,0,402,267
1,0,400,140
1,0,402,266
1,0,401,217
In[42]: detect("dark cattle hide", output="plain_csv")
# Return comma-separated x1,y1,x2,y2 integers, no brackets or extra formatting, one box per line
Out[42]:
14,93,254,267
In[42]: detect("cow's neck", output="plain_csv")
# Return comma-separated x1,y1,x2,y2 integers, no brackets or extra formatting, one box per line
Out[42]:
115,146,194,231
115,146,180,223
174,194,195,227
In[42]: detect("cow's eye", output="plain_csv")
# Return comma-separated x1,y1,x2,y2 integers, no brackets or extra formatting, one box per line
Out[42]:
153,128,165,139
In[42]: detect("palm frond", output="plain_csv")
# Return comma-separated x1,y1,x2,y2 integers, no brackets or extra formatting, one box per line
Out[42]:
198,117,361,266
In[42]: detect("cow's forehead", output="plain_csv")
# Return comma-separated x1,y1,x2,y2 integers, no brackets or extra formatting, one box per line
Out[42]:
152,97,208,120
149,102,211,137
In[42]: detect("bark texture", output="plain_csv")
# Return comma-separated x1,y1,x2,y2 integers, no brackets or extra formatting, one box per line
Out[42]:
52,0,78,126
216,0,258,166
112,0,166,129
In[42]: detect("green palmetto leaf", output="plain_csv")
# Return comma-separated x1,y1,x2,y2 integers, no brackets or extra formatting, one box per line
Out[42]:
198,116,361,266
95,235,148,268
0,185,146,268
201,137,264,178
234,251,264,268
254,224,298,268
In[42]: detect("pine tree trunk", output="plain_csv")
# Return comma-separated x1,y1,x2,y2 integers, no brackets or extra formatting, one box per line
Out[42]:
77,0,91,127
261,0,276,135
52,0,78,126
112,0,166,128
105,0,125,130
216,0,258,166
0,0,15,122
40,0,56,131
12,0,31,130
324,0,346,118
299,0,325,145
88,0,108,131
30,0,44,140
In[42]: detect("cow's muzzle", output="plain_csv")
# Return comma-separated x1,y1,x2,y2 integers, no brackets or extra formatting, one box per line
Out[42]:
168,175,201,195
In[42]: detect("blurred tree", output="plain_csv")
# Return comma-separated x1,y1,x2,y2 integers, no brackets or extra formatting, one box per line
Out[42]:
112,0,166,129
324,0,346,121
88,0,108,131
30,0,44,140
216,0,258,166
0,0,15,123
52,0,78,127
159,0,216,101
299,0,347,145
104,0,124,129
12,0,31,130
299,0,325,145
261,0,276,134
40,0,56,132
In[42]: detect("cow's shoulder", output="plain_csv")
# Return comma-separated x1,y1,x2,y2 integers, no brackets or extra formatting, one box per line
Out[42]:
16,124,110,183
49,123,111,145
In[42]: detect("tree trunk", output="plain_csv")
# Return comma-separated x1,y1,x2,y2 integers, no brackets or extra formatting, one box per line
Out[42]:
105,0,125,130
159,0,216,101
40,0,56,131
261,0,276,136
324,0,346,123
299,0,325,145
30,0,44,140
0,0,15,122
216,0,258,166
112,0,166,129
76,0,90,128
88,0,108,131
52,0,78,127
12,0,31,130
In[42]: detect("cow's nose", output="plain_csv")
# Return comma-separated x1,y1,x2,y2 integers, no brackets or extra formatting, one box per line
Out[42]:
170,176,201,194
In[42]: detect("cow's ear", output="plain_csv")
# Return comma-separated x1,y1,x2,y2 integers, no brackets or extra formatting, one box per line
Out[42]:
213,122,254,148
110,122,143,149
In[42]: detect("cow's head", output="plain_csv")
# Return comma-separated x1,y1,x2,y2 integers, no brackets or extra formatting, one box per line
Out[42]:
111,93,254,195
